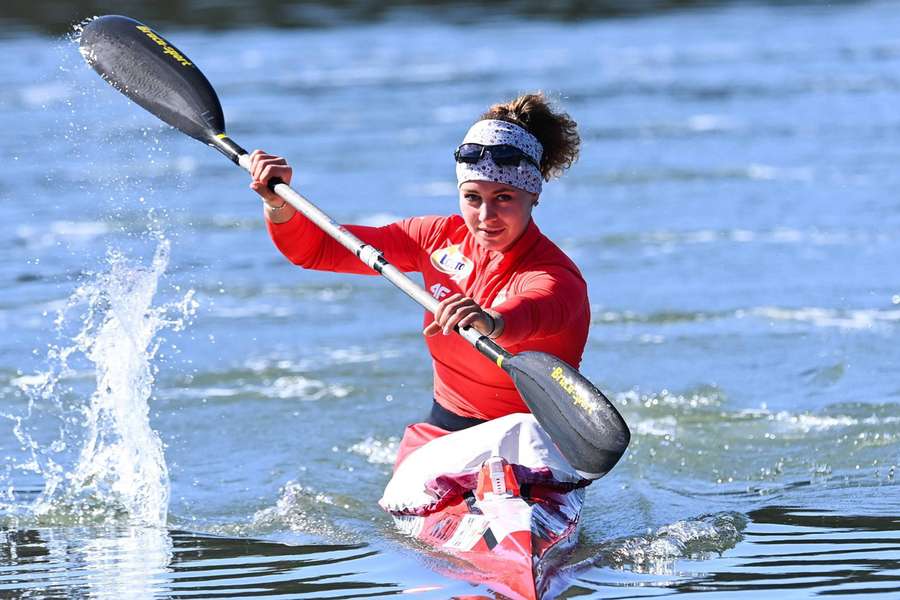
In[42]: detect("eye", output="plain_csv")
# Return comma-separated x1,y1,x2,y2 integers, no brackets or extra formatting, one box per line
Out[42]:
496,194,512,202
464,193,481,202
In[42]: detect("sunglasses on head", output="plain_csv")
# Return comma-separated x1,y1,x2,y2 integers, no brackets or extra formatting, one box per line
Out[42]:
454,143,540,169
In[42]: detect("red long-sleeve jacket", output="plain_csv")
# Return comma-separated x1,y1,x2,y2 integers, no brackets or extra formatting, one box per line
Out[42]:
267,212,590,420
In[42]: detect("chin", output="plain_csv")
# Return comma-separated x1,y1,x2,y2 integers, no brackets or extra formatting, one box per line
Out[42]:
478,236,506,250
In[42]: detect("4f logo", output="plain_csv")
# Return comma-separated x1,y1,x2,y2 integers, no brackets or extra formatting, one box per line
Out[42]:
430,284,451,300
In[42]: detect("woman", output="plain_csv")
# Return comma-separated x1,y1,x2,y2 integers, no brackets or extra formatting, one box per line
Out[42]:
249,93,589,463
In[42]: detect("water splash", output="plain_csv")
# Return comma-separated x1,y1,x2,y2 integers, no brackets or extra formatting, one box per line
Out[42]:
597,512,747,574
2,240,196,527
245,480,361,543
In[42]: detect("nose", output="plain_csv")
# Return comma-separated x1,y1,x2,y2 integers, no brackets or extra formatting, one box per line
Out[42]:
479,200,497,222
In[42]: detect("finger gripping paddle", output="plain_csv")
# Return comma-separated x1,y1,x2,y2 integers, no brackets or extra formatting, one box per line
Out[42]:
79,15,630,479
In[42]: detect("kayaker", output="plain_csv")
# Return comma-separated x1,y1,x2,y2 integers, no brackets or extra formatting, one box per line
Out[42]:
250,93,592,464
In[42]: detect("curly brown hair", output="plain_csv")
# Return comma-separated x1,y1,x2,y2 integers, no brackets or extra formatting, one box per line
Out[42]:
479,92,580,181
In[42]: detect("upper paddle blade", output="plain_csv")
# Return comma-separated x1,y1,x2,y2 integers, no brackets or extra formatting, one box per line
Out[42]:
505,352,630,479
79,15,225,143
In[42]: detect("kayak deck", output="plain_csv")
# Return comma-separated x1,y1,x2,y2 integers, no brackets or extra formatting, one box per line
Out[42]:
381,414,591,599
392,483,585,599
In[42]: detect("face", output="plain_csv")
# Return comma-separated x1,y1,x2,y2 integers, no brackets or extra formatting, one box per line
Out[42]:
459,181,538,252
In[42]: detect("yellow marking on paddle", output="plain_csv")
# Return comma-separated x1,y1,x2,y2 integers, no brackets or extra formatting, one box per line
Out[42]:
550,366,598,414
216,133,228,139
136,25,192,67
496,356,504,368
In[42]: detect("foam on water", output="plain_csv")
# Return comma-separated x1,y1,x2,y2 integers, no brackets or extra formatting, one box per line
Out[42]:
348,436,400,465
269,375,352,400
16,220,111,249
745,306,900,330
620,393,900,498
633,416,678,437
589,227,896,249
591,305,900,332
595,512,748,574
247,481,359,543
549,512,750,599
327,346,401,365
1,240,196,527
615,388,725,411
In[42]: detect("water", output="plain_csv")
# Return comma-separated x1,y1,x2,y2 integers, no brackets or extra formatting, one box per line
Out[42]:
1,1,899,597
19,241,199,527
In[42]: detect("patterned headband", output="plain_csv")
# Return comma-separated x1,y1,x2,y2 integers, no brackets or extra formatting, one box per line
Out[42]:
455,119,544,194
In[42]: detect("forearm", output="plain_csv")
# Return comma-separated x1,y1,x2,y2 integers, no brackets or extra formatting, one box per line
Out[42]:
267,213,423,275
263,198,297,224
492,272,587,345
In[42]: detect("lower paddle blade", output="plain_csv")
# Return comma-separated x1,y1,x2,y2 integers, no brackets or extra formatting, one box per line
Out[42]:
505,352,630,479
79,15,225,144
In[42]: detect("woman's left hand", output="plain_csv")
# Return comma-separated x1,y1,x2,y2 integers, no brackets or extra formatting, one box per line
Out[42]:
423,293,499,337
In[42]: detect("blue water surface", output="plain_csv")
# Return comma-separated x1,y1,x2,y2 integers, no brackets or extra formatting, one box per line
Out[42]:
0,2,898,598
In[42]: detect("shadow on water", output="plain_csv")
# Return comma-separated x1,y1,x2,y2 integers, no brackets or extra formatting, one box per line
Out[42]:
567,505,900,598
722,507,900,595
0,528,407,599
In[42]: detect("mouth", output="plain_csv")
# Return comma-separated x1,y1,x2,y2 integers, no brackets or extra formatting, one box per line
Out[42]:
478,227,504,237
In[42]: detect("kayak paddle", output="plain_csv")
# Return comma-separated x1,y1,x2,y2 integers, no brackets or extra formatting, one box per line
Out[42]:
78,15,630,479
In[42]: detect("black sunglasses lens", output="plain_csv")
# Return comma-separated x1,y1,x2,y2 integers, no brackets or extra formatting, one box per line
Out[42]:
455,144,483,163
487,145,525,166
455,143,536,168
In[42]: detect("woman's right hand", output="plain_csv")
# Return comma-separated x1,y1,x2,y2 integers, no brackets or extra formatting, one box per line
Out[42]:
423,293,502,339
249,150,296,222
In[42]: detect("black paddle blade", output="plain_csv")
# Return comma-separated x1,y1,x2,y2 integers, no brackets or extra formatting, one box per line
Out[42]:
79,15,224,144
505,352,630,479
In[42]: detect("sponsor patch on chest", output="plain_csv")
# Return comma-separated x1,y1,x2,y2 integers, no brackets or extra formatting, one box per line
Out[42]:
430,244,474,283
